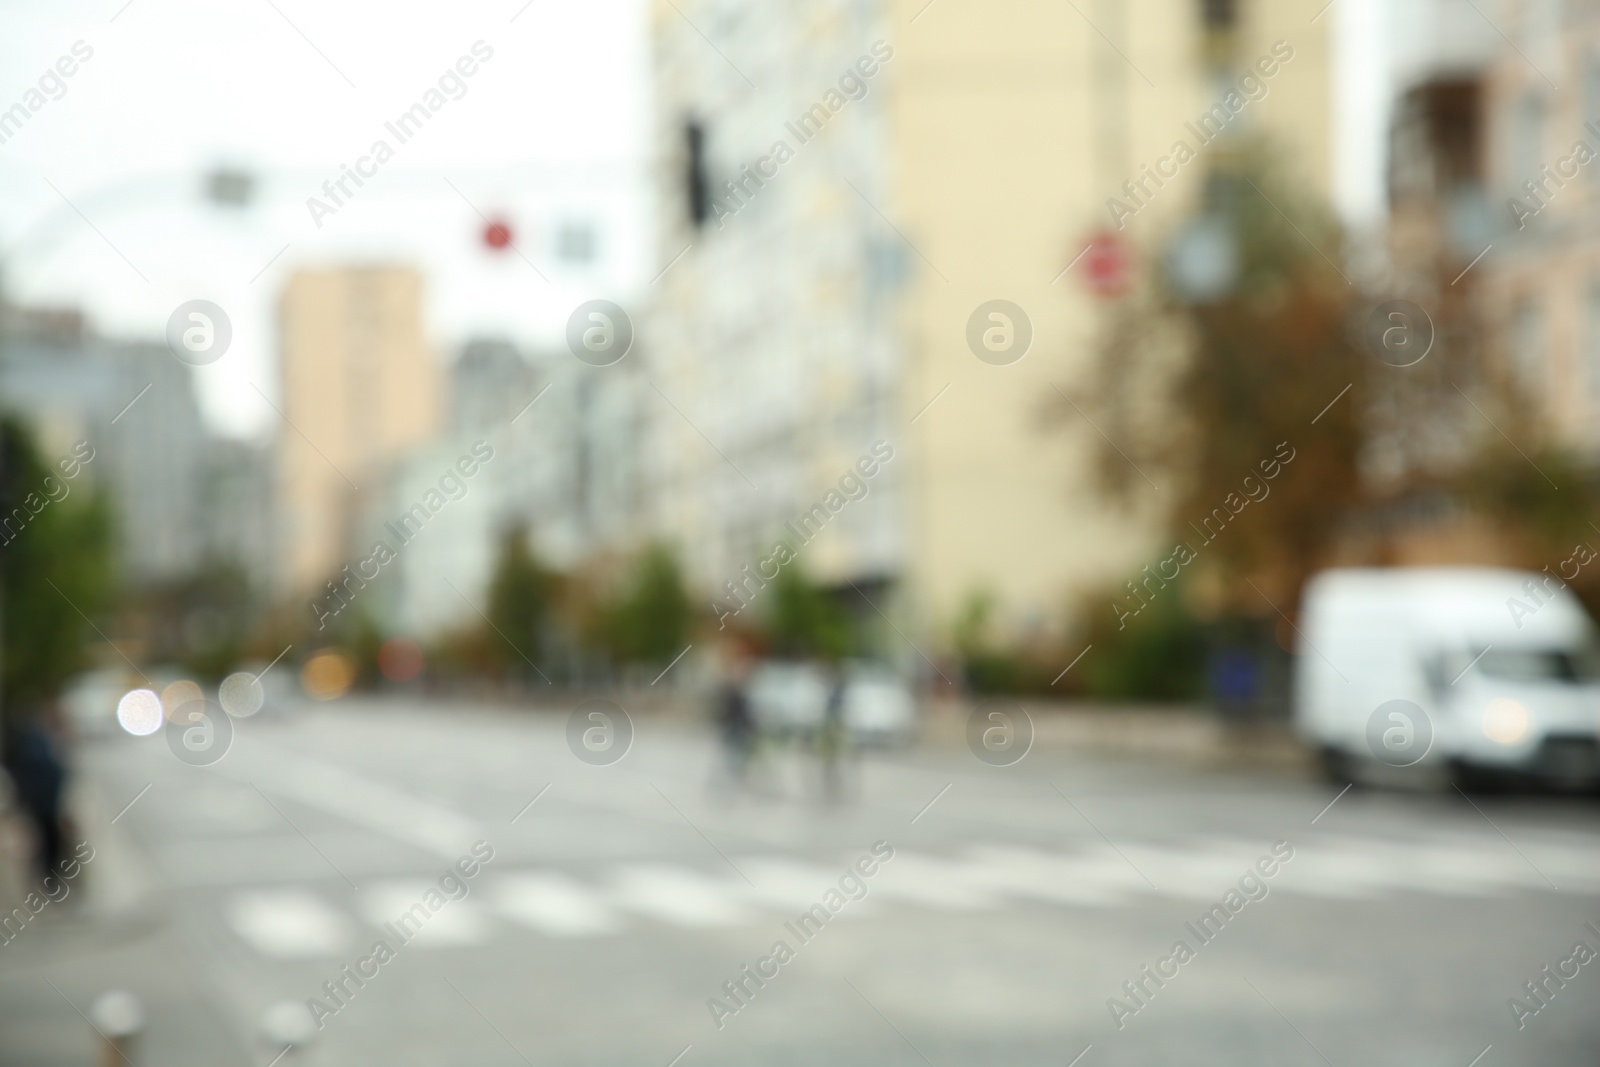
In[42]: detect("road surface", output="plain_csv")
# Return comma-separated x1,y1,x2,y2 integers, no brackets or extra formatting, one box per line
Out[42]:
3,695,1599,1066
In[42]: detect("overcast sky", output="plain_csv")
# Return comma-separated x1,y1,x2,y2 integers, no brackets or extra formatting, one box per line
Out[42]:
0,0,1403,441
0,0,650,439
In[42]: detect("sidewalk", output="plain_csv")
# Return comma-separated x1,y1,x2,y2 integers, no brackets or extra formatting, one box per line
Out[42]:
0,771,169,1067
402,687,1318,773
923,699,1315,772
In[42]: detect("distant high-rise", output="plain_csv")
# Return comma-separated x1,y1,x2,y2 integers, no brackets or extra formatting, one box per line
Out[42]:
0,304,215,586
277,267,439,594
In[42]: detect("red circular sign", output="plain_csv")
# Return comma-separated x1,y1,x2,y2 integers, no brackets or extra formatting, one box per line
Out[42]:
483,219,513,250
1082,230,1132,298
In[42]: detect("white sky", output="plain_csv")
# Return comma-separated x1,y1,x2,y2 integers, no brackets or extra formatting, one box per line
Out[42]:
0,0,651,439
0,0,1419,440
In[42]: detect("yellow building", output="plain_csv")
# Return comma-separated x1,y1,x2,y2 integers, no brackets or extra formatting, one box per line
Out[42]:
277,267,439,594
648,0,1332,648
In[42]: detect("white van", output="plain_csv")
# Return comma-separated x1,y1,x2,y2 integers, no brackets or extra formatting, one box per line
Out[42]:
1293,567,1600,789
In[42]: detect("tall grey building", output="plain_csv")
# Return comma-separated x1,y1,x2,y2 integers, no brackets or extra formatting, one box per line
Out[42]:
0,303,270,589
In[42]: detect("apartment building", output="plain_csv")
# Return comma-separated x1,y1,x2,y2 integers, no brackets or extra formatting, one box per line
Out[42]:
277,266,439,594
1481,0,1600,451
647,0,1333,648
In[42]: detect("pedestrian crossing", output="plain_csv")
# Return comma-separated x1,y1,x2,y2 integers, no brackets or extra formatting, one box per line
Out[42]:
220,834,1600,959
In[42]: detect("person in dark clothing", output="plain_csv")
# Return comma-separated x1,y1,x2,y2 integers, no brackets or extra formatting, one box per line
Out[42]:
816,668,848,804
7,710,68,881
715,667,755,790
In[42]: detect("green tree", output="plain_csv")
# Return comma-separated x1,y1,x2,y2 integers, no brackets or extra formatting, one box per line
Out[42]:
0,418,116,721
1080,144,1366,611
483,523,555,674
1078,579,1208,701
765,565,852,660
949,589,1062,694
603,543,691,665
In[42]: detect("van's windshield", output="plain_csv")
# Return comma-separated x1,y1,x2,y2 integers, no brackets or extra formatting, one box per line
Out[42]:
1474,647,1600,683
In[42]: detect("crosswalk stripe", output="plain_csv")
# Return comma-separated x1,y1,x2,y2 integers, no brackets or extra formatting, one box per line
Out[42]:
870,852,999,910
217,833,1600,957
959,845,1126,906
359,882,494,947
490,872,623,937
737,857,880,917
606,865,760,927
225,888,357,959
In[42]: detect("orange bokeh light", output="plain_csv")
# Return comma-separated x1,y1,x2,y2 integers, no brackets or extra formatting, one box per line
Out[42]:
301,650,356,701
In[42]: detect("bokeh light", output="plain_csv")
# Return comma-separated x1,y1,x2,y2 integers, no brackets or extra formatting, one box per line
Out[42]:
116,689,163,736
378,637,424,682
219,671,266,717
161,679,204,722
301,650,356,701
1484,699,1529,744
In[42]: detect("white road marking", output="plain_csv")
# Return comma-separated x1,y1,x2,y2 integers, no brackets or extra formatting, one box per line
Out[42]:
360,882,493,947
226,889,356,959
213,831,1600,956
220,742,482,860
870,852,998,910
607,865,759,927
737,857,879,917
959,845,1125,907
490,872,622,937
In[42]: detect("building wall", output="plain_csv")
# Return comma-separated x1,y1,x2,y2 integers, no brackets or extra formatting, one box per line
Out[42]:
277,266,439,594
1477,0,1600,454
648,0,1332,648
647,0,906,616
0,314,215,585
887,2,1332,643
338,338,643,638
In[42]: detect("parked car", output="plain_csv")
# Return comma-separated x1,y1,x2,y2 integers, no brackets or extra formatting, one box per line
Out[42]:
746,660,829,737
839,660,917,746
745,659,917,745
62,668,138,737
1294,566,1600,789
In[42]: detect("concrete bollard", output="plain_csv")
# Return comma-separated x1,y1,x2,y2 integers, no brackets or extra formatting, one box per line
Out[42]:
260,1000,318,1063
88,990,144,1067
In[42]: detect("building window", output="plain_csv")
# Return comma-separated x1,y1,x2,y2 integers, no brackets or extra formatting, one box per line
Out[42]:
684,119,711,228
1199,0,1236,30
1510,93,1545,189
1512,299,1545,396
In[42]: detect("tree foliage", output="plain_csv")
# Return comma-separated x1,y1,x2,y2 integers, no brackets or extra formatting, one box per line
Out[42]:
764,564,852,661
601,543,691,665
1081,146,1368,610
483,523,556,674
0,418,116,719
1080,137,1600,639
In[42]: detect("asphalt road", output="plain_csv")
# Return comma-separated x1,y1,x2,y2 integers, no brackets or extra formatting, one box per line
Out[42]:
4,695,1600,1067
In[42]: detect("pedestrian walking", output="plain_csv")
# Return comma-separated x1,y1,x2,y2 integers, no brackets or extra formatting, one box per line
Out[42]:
713,647,756,793
5,704,69,882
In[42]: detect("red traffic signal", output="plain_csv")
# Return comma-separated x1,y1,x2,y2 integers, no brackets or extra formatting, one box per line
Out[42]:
483,219,514,250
